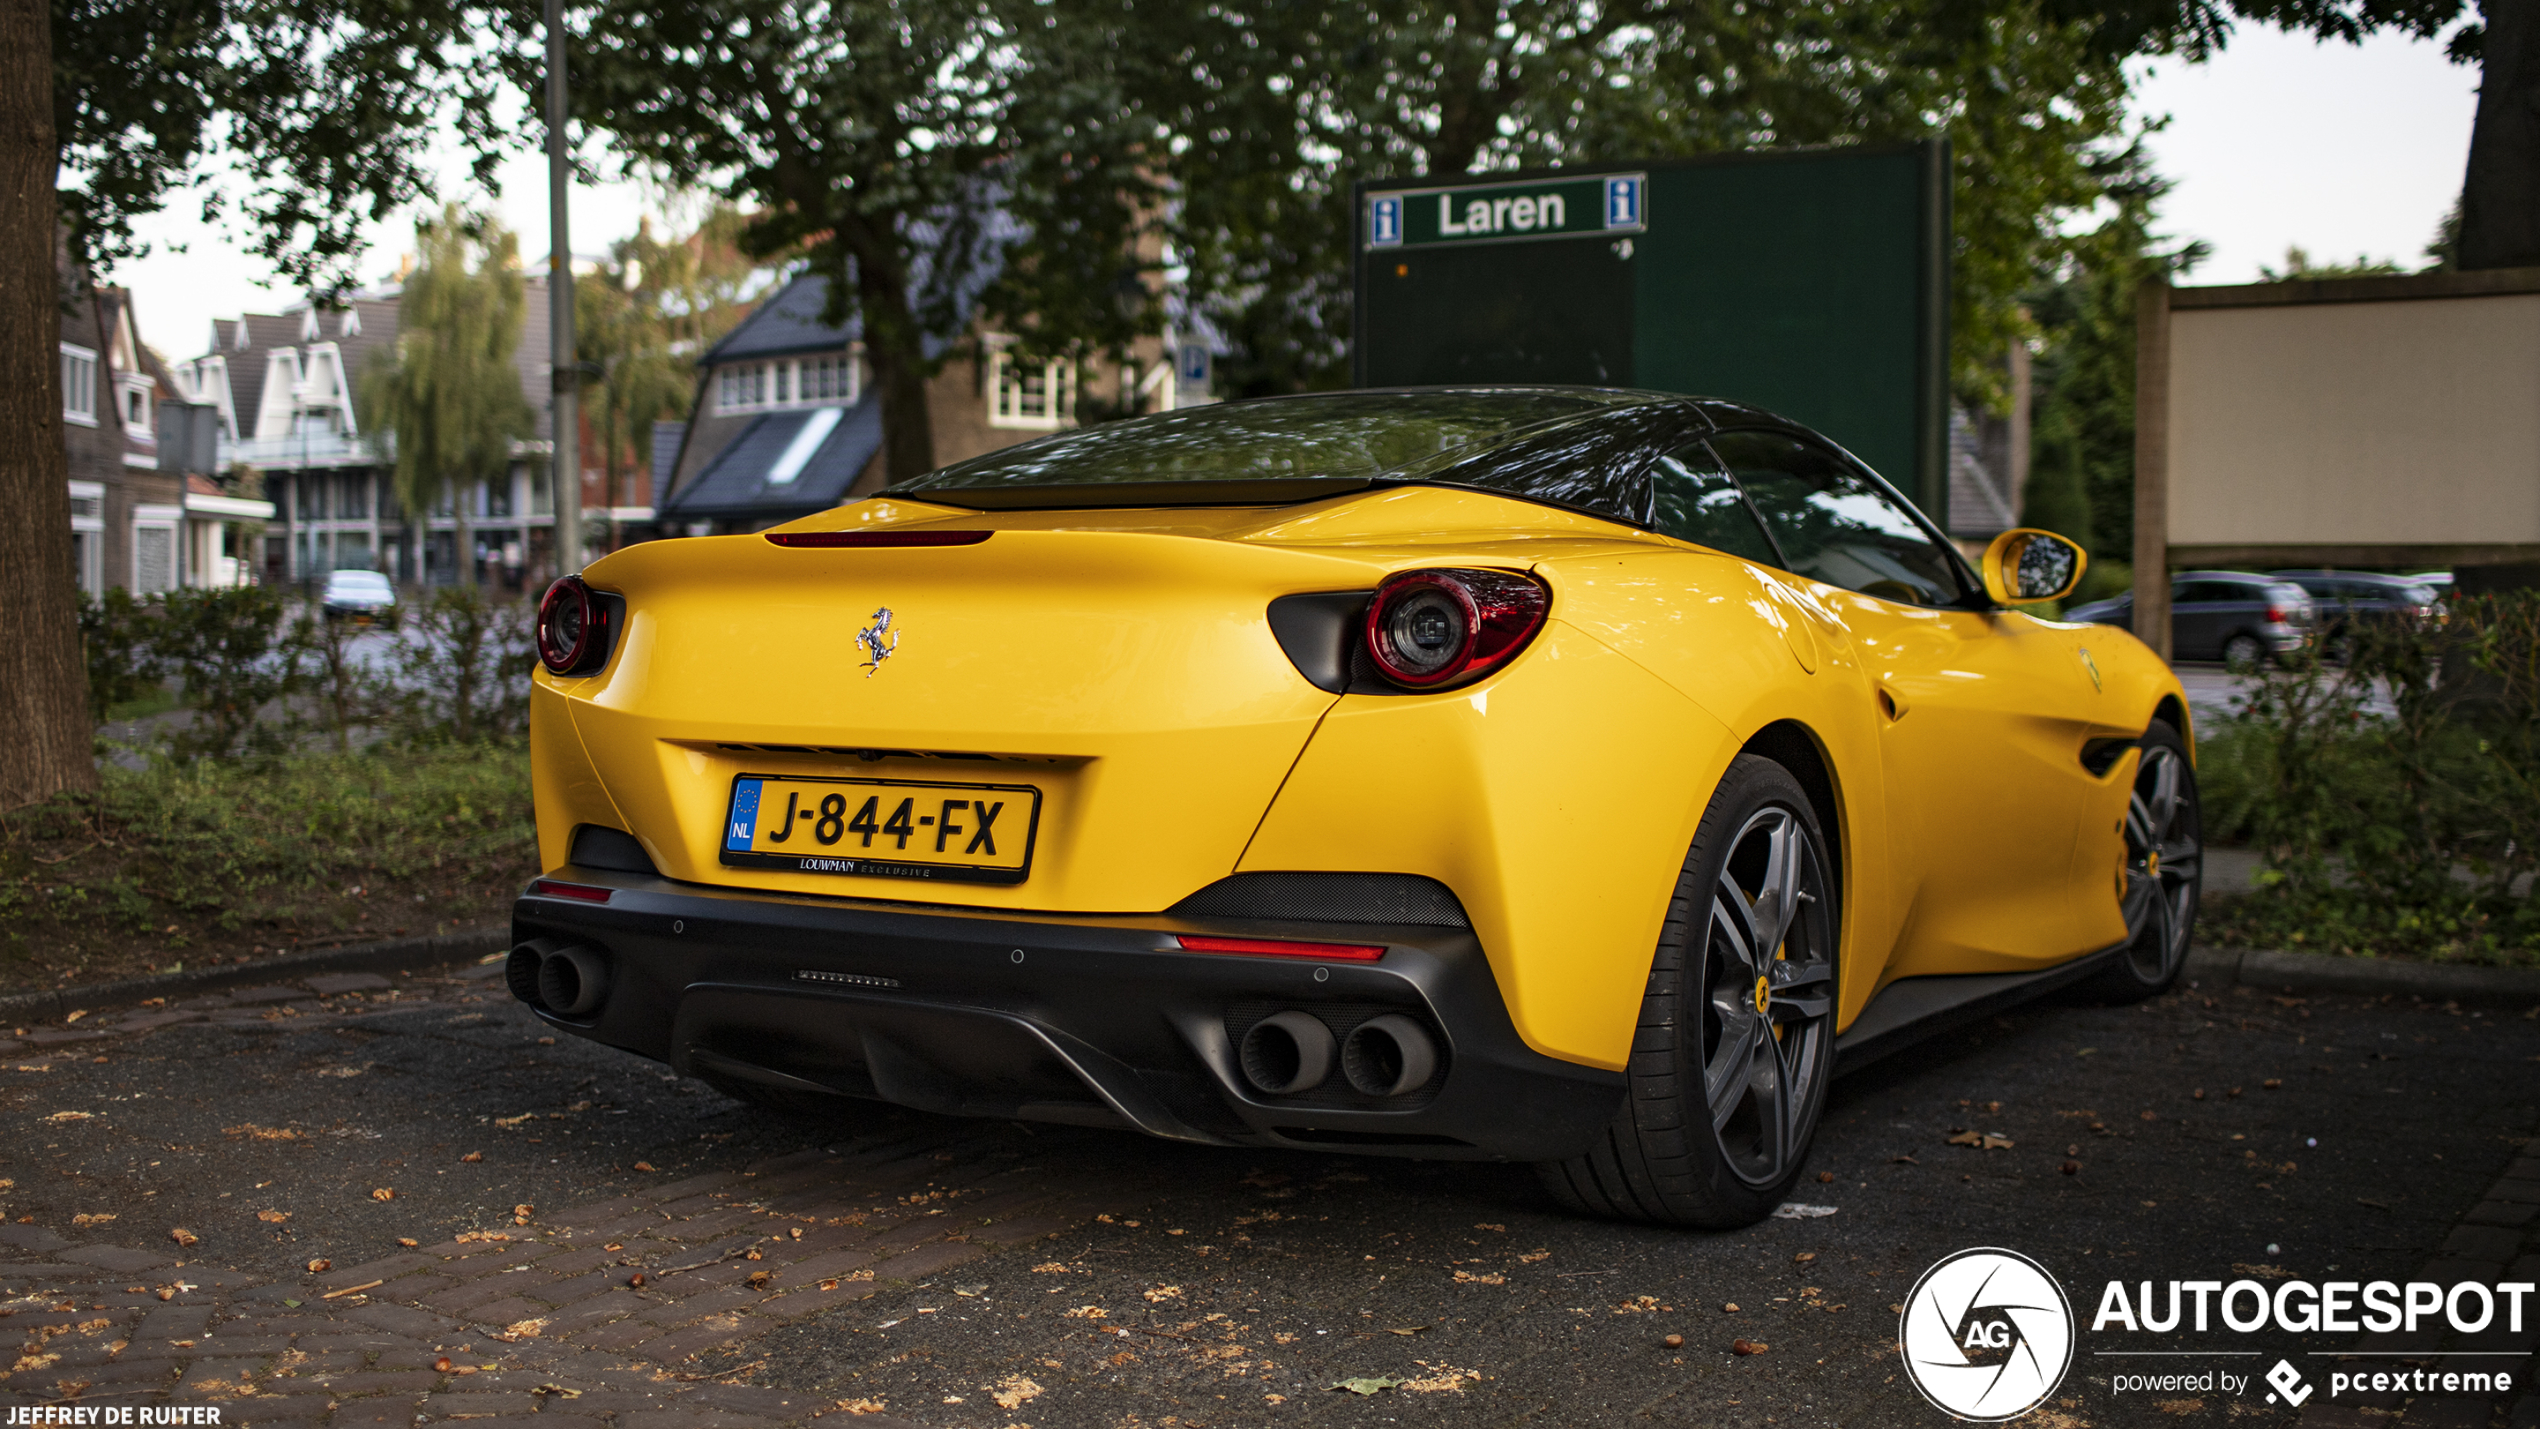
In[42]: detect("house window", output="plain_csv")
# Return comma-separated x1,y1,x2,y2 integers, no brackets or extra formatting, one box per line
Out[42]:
61,345,97,426
716,352,858,413
120,378,152,434
989,348,1075,430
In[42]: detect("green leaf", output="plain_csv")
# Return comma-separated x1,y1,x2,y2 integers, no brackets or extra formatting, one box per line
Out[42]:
1329,1377,1400,1396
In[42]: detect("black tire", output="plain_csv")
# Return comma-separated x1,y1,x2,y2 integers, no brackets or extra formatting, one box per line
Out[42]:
2084,720,2202,1003
1536,754,1839,1228
2222,633,2267,671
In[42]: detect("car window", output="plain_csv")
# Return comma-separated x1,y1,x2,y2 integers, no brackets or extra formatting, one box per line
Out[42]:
1708,429,1969,607
2173,581,2235,605
1646,443,1782,565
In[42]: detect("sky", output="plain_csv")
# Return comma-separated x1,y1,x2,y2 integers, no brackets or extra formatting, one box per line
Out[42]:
111,26,2483,362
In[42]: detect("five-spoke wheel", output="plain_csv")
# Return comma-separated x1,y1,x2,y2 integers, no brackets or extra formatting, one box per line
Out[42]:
1538,754,1838,1227
2093,720,2203,1001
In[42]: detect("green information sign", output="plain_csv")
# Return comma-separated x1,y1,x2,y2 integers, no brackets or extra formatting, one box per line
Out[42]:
1352,143,1949,524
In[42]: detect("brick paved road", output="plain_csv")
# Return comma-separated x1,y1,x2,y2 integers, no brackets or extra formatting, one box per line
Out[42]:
1,958,2533,1427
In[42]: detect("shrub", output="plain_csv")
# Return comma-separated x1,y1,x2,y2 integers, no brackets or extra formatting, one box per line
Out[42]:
77,587,165,722
156,586,303,760
2205,591,2540,965
382,586,534,745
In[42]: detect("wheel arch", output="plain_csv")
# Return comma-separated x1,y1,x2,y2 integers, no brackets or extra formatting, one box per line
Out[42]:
2151,692,2192,751
1738,719,1844,900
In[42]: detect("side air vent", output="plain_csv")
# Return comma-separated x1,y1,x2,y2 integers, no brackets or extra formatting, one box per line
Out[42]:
2079,737,2136,778
1170,872,1470,928
570,824,660,876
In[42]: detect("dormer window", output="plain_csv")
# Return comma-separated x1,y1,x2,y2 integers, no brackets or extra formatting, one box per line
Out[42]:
716,351,859,414
119,376,153,435
341,308,362,338
299,308,320,341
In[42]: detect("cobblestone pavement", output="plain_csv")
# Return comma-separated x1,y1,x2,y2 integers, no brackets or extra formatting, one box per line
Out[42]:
0,957,2533,1427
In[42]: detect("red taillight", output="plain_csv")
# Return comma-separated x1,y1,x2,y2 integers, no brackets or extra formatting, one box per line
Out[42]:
537,576,609,675
2266,606,2287,624
529,878,613,903
1176,934,1385,962
1362,568,1550,690
764,530,992,548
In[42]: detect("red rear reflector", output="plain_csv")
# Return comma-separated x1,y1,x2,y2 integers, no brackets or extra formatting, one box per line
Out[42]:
530,879,614,903
764,530,992,548
1176,934,1384,962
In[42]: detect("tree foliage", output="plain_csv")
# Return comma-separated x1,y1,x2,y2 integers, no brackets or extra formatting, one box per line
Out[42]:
1139,0,2138,410
357,207,535,587
577,212,758,547
550,0,1164,482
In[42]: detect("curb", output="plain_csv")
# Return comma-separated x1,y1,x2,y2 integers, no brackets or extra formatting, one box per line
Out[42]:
0,924,513,1024
2186,944,2540,1005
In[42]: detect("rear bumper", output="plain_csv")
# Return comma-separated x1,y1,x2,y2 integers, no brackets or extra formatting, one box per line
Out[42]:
510,869,1623,1162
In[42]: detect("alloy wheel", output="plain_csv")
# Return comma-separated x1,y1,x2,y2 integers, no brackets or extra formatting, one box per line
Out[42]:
1700,806,1836,1188
2121,744,2202,982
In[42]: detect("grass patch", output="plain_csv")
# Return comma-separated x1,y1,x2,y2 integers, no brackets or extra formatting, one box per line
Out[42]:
0,742,535,991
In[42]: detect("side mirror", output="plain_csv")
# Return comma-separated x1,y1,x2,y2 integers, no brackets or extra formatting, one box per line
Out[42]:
1981,528,2087,605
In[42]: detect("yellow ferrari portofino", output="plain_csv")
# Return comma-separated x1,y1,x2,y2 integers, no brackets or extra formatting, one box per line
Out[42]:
514,387,2200,1228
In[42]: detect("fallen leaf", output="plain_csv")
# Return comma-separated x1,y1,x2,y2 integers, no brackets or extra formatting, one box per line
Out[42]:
1815,1171,1835,1183
223,1123,303,1141
504,1318,549,1338
2262,1079,2283,1090
1383,1326,1429,1336
305,1259,330,1274
835,1399,887,1415
1453,1270,1505,1285
1793,1252,1816,1263
257,1210,290,1224
370,1188,395,1201
461,1152,483,1164
435,1357,453,1372
168,1228,198,1248
1732,1338,1769,1355
991,1376,1043,1410
628,1273,646,1289
1723,1302,1740,1313
1143,1286,1183,1302
633,1161,656,1172
1891,1154,1919,1165
1981,1134,2014,1150
397,1238,418,1248
2061,1161,2081,1176
1771,1204,1837,1219
1402,1361,1484,1393
1663,1333,1684,1349
1061,1305,1106,1319
71,1213,116,1227
1946,1130,1981,1146
1330,1377,1401,1395
44,1111,94,1124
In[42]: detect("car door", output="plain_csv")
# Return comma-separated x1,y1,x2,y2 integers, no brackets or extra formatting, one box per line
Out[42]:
2168,581,2229,661
1710,428,2109,975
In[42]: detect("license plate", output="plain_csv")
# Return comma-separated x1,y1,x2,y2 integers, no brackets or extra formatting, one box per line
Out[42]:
720,775,1042,885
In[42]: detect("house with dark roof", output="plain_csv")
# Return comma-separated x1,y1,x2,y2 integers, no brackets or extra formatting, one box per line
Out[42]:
173,273,578,588
655,274,1191,534
55,246,274,597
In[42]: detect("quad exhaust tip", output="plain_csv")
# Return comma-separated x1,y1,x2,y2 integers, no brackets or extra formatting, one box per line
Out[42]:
1238,1010,1439,1099
508,938,611,1018
1342,1014,1437,1097
1239,1011,1335,1095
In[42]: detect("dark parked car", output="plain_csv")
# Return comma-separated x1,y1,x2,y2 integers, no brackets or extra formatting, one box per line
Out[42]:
2269,570,2441,657
320,568,398,625
2065,571,2314,667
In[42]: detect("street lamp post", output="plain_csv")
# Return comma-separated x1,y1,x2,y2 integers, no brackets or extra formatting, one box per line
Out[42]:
545,0,583,577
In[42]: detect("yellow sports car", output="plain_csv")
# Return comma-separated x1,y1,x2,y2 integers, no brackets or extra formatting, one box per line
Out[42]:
514,387,2200,1228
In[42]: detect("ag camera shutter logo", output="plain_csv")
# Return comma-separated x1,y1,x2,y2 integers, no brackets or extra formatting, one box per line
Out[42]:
1899,1247,2075,1421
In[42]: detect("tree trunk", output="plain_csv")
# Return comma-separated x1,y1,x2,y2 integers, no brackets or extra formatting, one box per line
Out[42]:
2461,0,2540,269
0,0,101,807
852,241,937,482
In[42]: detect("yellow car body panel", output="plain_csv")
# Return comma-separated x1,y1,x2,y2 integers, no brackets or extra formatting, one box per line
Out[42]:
528,473,2190,1076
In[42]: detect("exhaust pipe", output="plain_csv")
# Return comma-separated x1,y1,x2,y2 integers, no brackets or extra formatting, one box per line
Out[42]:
1239,1011,1336,1095
507,938,611,1017
536,944,611,1017
1341,1014,1437,1097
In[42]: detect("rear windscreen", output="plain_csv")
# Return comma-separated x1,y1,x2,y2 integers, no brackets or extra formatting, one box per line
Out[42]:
888,390,1638,496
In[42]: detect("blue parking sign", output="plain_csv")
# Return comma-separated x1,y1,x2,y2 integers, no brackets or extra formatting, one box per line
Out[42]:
1368,195,1404,246
1604,176,1643,230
